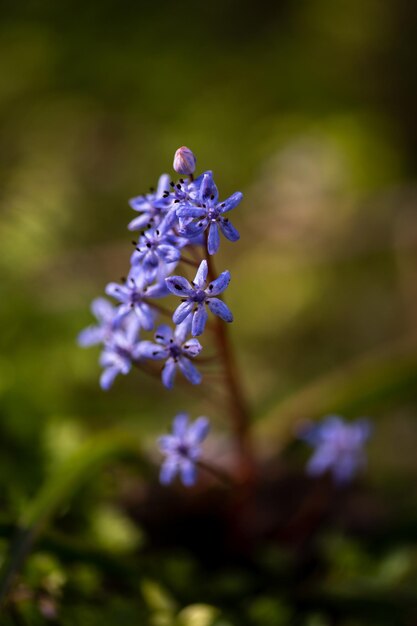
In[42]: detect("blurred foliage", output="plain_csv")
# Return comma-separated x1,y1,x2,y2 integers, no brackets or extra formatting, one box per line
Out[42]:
1,0,417,623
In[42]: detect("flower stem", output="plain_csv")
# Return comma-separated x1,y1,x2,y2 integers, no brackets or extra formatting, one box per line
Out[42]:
205,243,256,484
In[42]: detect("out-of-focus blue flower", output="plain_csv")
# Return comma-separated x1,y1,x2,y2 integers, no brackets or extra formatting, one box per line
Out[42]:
165,260,233,336
105,271,165,330
158,413,210,486
139,319,202,388
173,146,196,175
99,315,141,390
176,171,242,255
128,174,173,231
78,298,120,347
130,227,185,282
301,415,372,485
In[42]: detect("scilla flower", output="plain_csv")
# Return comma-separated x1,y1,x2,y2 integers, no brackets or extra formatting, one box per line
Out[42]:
165,260,232,336
105,272,165,330
99,316,141,390
78,298,120,347
301,415,372,485
128,174,173,231
158,413,210,486
177,171,242,255
139,320,202,388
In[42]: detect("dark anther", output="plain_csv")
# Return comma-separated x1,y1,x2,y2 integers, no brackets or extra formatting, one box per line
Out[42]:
174,199,179,203
150,187,155,192
146,242,151,248
131,240,137,246
174,284,183,290
210,194,214,200
208,284,213,290
156,230,160,236
155,335,164,340
180,178,184,183
224,218,229,222
120,276,126,282
152,351,159,356
221,203,225,208
170,181,175,187
181,298,187,302
169,338,174,343
176,183,181,189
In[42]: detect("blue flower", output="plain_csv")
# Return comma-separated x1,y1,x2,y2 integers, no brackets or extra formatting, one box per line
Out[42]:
301,415,372,485
176,171,242,255
99,315,141,390
158,413,210,486
128,174,173,231
139,319,202,389
165,260,233,336
130,227,185,282
78,298,120,347
105,271,165,331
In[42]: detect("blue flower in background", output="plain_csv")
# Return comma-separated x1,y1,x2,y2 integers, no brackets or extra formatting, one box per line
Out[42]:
177,171,242,255
99,315,141,390
105,272,165,331
78,298,120,347
128,174,173,231
139,319,202,388
158,413,210,486
165,260,233,336
301,415,372,485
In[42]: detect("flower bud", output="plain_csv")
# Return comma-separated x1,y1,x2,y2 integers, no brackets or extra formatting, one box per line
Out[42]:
173,146,196,175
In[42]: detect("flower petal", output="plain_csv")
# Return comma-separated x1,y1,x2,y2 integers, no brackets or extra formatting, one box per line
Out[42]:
180,459,197,486
162,358,177,389
177,205,207,219
206,270,231,296
187,416,210,445
193,260,208,288
172,413,189,437
100,366,120,390
160,458,178,485
178,357,202,385
182,338,202,357
207,222,220,255
220,191,243,213
199,172,218,205
207,297,233,322
154,324,173,345
172,300,194,325
139,341,167,360
78,326,104,347
174,317,192,343
128,214,151,231
165,275,193,296
156,173,171,197
191,305,208,336
219,218,240,242
158,244,181,263
91,298,115,322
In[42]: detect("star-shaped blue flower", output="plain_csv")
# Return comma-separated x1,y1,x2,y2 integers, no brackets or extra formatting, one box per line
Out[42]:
105,272,165,331
99,315,141,390
165,260,233,336
139,320,202,388
128,174,173,231
301,415,372,485
158,413,210,486
78,298,120,347
176,171,242,255
130,227,185,283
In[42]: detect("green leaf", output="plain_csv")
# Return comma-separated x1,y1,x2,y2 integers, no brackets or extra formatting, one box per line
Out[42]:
0,429,148,604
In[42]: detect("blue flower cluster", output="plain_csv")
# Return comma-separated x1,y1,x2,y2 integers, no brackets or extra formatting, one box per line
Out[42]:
78,147,242,391
300,415,372,485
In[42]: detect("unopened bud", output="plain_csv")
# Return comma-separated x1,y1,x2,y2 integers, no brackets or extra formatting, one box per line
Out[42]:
173,146,196,175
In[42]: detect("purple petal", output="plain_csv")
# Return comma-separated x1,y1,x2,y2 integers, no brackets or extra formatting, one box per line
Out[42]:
100,366,120,390
182,338,202,357
154,325,173,345
193,260,208,288
78,326,104,347
135,302,155,331
180,459,197,486
162,358,177,389
207,298,233,322
156,173,170,197
177,205,207,219
105,282,129,302
191,305,208,336
219,219,240,242
207,222,220,255
139,341,167,360
158,244,181,263
165,276,193,297
158,435,177,453
172,300,194,325
174,317,192,343
206,270,231,296
91,298,115,322
178,357,202,385
199,172,218,205
220,191,243,213
187,417,210,445
160,458,178,485
128,214,151,231
172,413,189,437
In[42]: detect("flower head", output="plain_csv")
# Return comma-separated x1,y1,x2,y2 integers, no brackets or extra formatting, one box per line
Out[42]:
105,271,165,331
177,171,242,255
130,227,185,282
301,415,372,485
165,260,233,336
158,413,210,486
78,298,120,347
173,146,197,176
139,319,202,388
128,174,173,231
99,315,141,390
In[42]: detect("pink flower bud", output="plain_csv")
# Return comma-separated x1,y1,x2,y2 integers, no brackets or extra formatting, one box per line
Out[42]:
173,146,196,175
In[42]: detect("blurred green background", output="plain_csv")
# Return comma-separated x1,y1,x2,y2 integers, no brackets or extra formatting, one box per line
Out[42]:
2,0,417,623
